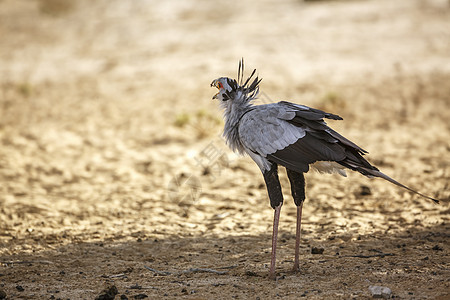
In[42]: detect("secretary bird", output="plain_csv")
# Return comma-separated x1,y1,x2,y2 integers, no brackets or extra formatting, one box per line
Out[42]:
211,60,440,280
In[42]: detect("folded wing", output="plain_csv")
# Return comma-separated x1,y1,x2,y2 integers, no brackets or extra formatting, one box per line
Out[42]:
239,101,376,175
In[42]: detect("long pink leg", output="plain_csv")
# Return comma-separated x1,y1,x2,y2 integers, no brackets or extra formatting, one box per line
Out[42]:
269,203,282,280
292,203,303,272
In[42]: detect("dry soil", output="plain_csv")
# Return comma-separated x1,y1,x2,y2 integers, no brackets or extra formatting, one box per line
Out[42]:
0,0,449,299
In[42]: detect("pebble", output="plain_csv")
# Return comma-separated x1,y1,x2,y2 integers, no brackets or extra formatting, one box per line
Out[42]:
359,185,372,196
95,285,118,300
311,247,324,254
16,285,24,292
369,285,392,299
432,245,443,251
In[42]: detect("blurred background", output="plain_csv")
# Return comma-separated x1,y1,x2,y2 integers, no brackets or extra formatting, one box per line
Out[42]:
1,0,450,243
0,0,449,297
1,0,450,246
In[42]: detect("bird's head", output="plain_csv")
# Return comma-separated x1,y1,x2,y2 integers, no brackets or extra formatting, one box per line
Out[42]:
210,77,236,101
211,59,261,104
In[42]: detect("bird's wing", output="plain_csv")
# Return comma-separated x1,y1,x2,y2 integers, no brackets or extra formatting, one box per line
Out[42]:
238,101,440,203
278,101,367,153
238,103,306,157
238,101,371,174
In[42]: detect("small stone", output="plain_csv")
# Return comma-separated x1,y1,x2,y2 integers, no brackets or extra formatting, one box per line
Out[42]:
369,285,392,299
0,289,6,299
95,285,118,300
432,245,443,251
311,247,324,254
120,295,129,300
16,285,24,292
359,185,372,196
133,294,148,299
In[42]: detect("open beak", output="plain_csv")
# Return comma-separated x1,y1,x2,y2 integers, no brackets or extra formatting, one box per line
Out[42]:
211,80,219,99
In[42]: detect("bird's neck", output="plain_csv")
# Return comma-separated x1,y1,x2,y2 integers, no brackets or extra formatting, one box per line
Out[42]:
222,100,254,154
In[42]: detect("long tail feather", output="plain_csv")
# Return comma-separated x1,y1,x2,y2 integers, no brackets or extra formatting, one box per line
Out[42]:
360,167,440,204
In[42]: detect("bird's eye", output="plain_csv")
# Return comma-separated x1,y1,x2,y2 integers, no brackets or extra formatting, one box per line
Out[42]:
217,82,223,89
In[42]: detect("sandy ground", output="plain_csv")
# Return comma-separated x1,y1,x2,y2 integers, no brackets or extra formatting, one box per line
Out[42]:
1,0,450,299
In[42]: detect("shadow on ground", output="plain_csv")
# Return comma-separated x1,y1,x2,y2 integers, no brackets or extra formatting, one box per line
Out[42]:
1,221,448,299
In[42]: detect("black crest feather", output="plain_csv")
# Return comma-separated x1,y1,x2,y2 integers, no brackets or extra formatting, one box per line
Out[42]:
236,59,261,99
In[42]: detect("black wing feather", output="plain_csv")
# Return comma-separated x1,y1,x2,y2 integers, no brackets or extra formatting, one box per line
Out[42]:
326,128,368,154
269,101,376,175
267,133,347,173
279,101,343,120
288,117,329,131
